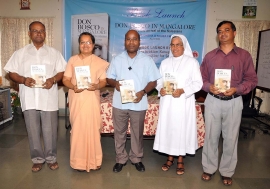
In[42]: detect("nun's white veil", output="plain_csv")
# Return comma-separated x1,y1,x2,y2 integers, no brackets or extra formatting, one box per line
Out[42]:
169,34,193,58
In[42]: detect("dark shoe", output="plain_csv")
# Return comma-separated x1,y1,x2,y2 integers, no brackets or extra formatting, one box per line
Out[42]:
92,166,101,171
113,163,126,173
76,169,85,172
132,162,145,172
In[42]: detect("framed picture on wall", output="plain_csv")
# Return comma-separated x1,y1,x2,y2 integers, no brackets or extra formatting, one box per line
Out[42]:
242,6,257,18
242,0,257,18
20,0,30,10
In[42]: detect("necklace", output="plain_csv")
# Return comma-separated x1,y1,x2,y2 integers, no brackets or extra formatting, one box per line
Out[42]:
126,53,138,71
171,55,184,72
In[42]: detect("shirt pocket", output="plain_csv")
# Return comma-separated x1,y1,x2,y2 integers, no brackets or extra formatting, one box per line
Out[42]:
230,61,242,86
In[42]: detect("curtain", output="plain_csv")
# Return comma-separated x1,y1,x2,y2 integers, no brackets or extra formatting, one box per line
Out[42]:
233,20,270,66
233,20,270,114
0,17,53,87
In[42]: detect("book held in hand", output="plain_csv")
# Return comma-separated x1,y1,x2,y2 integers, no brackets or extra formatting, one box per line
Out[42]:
75,66,91,89
163,72,178,95
119,80,136,103
214,69,231,93
31,65,46,88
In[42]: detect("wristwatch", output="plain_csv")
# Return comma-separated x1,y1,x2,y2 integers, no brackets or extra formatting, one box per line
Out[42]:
143,89,147,96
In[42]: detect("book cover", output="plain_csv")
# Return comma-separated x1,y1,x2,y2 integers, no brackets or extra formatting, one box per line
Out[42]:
163,72,178,95
75,66,91,89
119,80,136,103
71,13,109,61
214,69,231,93
31,65,46,88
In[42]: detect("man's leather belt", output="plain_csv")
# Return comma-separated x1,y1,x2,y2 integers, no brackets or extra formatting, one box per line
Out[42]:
209,92,240,101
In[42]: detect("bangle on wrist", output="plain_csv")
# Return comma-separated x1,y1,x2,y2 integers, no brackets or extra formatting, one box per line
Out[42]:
53,77,56,84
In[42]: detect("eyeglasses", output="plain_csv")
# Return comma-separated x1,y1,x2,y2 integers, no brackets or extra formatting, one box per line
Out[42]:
125,38,139,42
170,43,183,48
80,41,93,45
30,30,45,34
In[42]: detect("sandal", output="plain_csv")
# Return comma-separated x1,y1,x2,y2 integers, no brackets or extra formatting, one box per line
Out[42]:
161,159,174,171
47,162,59,170
176,162,185,175
201,172,215,181
221,176,233,186
92,166,101,171
32,163,44,172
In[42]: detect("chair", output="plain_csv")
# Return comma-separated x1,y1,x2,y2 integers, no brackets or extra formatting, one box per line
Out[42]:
195,90,207,114
240,90,262,138
0,102,4,122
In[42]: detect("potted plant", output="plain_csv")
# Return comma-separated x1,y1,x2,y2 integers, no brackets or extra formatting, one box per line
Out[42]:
10,90,21,114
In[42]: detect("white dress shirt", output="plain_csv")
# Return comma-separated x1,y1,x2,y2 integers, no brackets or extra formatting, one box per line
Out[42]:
4,43,67,111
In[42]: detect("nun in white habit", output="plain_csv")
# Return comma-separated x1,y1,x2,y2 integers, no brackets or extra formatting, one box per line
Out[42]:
153,34,203,175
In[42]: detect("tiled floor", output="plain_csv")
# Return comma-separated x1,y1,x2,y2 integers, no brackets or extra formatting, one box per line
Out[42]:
0,114,270,189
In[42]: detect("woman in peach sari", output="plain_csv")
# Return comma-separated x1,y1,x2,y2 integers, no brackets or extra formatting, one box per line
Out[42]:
63,32,109,172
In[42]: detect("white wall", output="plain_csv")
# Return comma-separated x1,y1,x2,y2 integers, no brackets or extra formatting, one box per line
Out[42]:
206,0,270,52
0,0,63,52
1,0,270,110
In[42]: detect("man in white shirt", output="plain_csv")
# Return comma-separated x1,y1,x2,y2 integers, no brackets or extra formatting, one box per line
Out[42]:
4,21,66,172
